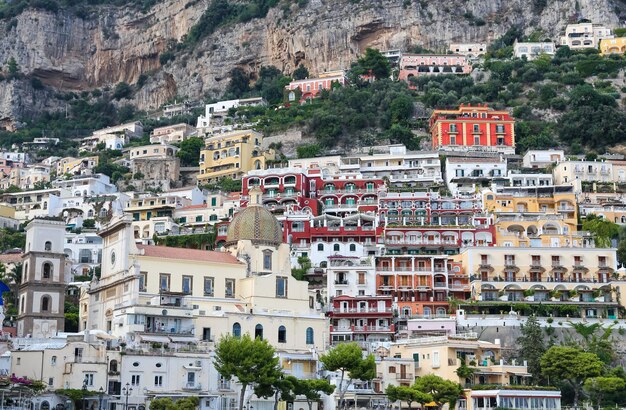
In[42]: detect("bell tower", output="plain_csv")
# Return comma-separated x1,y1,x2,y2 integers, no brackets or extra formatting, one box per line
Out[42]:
17,218,68,338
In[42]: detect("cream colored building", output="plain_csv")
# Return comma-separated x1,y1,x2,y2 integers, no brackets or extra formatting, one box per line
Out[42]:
174,192,240,232
449,43,487,58
376,334,529,391
560,22,613,49
83,189,327,405
198,130,274,183
150,123,197,144
461,246,619,319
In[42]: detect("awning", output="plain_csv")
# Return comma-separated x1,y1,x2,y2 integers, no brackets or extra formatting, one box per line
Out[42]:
140,335,170,343
169,336,198,344
95,333,118,341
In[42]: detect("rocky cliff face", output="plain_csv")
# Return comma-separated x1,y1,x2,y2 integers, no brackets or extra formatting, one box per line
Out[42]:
0,0,624,121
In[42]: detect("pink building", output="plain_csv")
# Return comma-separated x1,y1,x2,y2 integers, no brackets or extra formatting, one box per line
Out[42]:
398,54,472,83
286,71,347,103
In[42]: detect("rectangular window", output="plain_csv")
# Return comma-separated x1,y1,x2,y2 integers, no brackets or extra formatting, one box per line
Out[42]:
225,279,235,298
160,274,170,291
84,373,94,387
131,375,140,386
504,255,515,265
552,256,560,266
450,135,456,145
455,169,464,177
204,277,214,296
154,376,163,387
474,135,480,145
473,124,479,133
449,124,457,132
139,272,147,292
182,276,193,294
48,377,54,386
358,272,366,285
276,277,288,298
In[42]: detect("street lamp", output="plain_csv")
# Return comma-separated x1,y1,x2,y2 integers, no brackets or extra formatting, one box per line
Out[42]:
98,386,104,410
122,382,133,410
82,380,88,410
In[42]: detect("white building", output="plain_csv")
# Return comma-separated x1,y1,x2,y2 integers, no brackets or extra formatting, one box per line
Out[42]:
560,22,613,49
63,230,103,278
507,171,553,187
445,156,508,195
513,41,555,60
339,145,443,187
522,149,564,169
197,97,265,129
0,188,65,221
52,174,118,197
326,255,376,298
0,151,29,163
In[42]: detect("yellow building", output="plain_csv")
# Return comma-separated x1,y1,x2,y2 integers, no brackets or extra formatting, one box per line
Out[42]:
460,246,619,319
0,203,14,219
600,37,626,54
56,156,99,176
198,130,274,183
483,186,581,247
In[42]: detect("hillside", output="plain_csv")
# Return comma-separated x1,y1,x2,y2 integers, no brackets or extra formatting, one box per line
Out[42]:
1,0,625,122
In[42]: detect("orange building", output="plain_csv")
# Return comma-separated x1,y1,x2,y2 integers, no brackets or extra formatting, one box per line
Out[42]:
286,71,346,103
375,255,467,317
429,104,516,154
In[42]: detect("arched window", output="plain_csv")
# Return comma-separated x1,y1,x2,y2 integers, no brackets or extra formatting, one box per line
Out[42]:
109,360,118,373
263,250,272,271
317,243,324,251
278,325,286,343
306,327,314,345
349,244,356,252
43,262,52,279
20,296,24,313
44,241,52,251
23,263,28,279
255,324,263,340
232,323,241,338
41,296,50,312
333,244,340,252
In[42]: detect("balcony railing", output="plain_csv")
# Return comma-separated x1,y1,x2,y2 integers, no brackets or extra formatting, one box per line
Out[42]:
396,373,414,380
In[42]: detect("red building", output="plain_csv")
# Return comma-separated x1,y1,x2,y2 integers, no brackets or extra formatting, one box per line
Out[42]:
286,71,347,103
327,295,394,345
429,104,516,153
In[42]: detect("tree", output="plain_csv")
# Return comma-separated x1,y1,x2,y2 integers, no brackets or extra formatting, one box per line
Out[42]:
354,48,391,80
293,378,335,410
567,321,616,365
386,385,432,410
214,334,281,410
541,346,604,406
296,143,322,159
413,374,463,409
584,377,625,410
582,215,619,248
150,397,199,410
6,57,18,78
454,363,476,385
292,64,309,80
226,67,251,98
82,219,96,229
176,137,205,166
254,374,297,410
517,315,546,383
390,94,415,123
112,82,133,100
319,343,376,408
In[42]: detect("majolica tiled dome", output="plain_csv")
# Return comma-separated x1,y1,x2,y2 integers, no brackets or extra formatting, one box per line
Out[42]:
226,205,283,245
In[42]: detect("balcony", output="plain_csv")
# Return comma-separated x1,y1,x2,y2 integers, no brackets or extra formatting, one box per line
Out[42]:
334,280,349,285
395,373,414,380
218,381,232,391
331,307,393,314
183,383,202,391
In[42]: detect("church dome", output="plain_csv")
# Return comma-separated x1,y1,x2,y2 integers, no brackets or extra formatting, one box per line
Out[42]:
226,205,283,245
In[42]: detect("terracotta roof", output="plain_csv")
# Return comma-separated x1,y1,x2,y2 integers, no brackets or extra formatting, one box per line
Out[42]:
228,192,241,199
0,254,23,264
177,204,207,211
136,245,242,265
